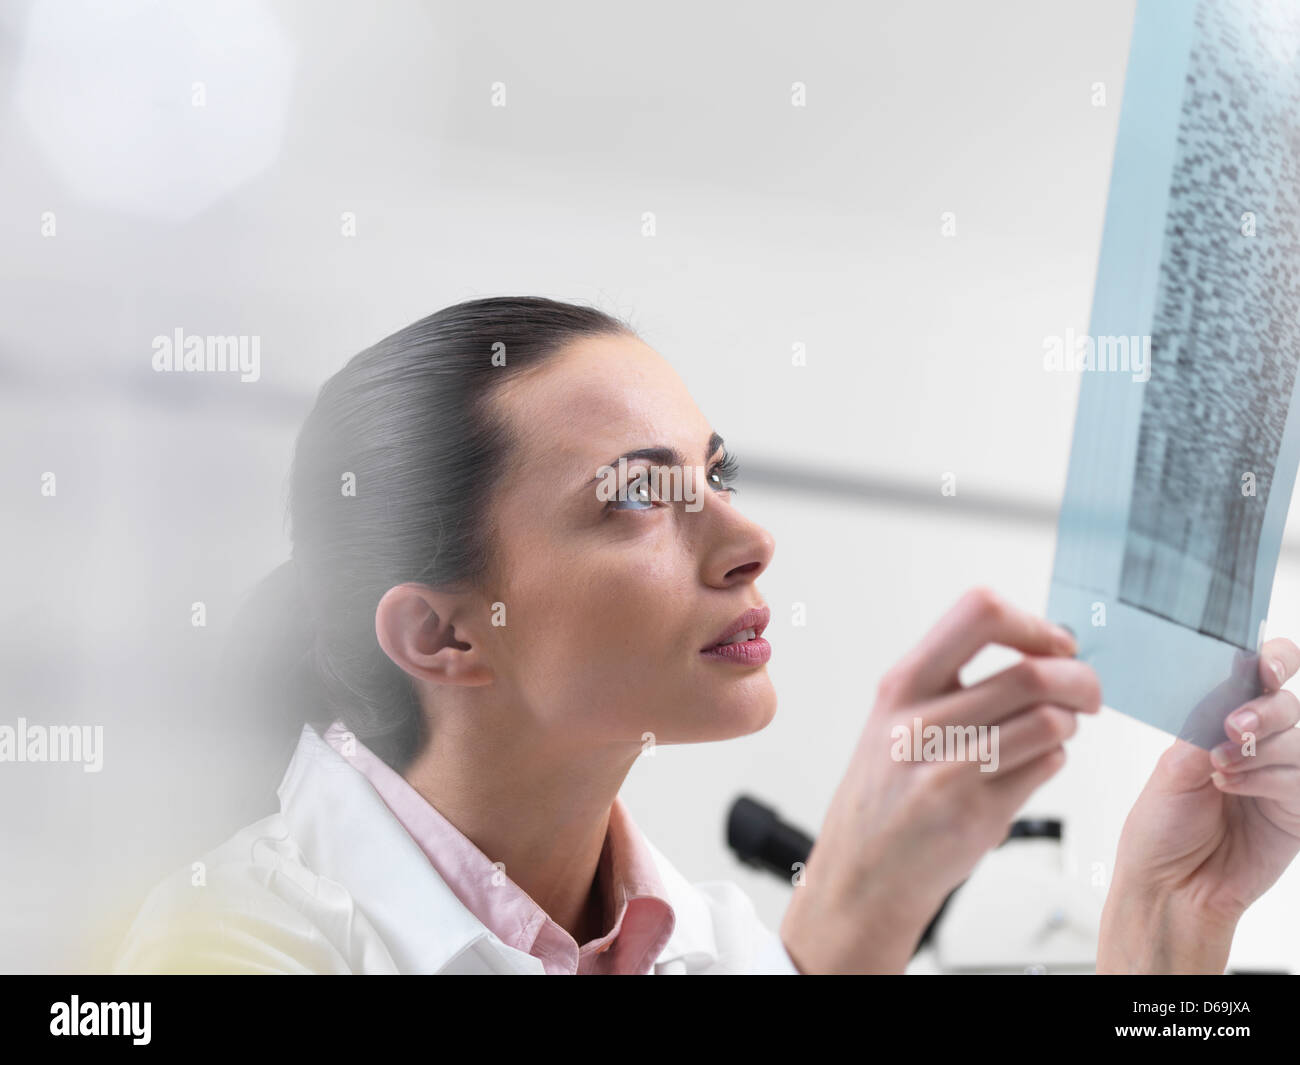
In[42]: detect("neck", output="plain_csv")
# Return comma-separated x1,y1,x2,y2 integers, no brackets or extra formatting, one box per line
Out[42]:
400,707,638,943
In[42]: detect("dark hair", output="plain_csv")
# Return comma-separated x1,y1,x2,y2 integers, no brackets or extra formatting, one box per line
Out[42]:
231,297,633,772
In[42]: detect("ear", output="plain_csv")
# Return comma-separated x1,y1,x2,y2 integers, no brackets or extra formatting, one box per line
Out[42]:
374,583,494,687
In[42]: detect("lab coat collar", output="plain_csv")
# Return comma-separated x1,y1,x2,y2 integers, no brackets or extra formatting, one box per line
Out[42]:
639,832,718,968
276,724,720,973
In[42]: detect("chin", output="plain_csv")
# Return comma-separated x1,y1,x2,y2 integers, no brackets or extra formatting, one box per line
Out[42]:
697,675,778,741
744,688,779,734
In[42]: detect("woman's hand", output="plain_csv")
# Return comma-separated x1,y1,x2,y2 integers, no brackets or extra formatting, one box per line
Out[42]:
779,587,1101,974
1097,638,1300,974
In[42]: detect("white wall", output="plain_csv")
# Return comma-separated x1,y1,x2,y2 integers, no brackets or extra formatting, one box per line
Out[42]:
4,0,1296,972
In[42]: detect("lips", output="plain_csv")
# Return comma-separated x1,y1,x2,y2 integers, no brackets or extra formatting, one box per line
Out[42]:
702,606,771,651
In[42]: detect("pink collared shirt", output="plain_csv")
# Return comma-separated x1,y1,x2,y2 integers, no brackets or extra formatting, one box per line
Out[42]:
322,721,676,975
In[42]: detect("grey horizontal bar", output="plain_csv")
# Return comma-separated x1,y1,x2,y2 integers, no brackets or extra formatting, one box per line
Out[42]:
740,457,1300,561
740,459,1058,523
6,359,1299,561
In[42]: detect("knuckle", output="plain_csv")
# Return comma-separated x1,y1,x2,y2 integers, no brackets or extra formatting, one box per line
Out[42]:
1029,703,1056,733
875,665,907,705
913,758,966,808
962,585,1004,624
1156,740,1187,773
1040,705,1077,742
1013,658,1050,699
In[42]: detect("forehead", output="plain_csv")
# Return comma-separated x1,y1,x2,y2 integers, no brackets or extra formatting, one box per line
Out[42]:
491,333,713,480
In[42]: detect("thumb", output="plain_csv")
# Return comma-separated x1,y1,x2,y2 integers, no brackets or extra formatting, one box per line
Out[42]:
1153,737,1214,792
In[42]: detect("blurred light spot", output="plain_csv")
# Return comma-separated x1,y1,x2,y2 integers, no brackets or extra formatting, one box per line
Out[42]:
16,0,295,221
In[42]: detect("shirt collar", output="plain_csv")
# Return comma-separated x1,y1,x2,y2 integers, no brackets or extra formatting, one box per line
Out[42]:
277,723,715,973
320,720,675,974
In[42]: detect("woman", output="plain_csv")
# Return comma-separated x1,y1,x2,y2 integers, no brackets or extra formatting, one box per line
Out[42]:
113,297,1300,974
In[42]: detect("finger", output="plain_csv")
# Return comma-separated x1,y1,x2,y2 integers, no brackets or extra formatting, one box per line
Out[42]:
1211,726,1300,773
1259,638,1300,692
1224,687,1300,745
984,744,1068,807
1211,764,1300,805
979,704,1079,776
890,587,1077,701
922,655,1102,728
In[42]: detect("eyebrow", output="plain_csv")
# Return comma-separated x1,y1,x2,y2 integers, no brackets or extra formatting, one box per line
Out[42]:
584,431,725,489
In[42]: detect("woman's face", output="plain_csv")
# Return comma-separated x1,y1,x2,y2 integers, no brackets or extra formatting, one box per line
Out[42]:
479,332,777,749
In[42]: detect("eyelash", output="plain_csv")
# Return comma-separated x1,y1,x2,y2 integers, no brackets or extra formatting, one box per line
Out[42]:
708,451,740,495
606,453,741,512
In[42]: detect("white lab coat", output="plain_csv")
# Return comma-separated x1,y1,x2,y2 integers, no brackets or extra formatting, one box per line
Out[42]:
113,724,799,975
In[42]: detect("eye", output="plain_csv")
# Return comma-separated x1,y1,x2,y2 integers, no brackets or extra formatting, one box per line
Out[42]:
606,470,658,510
707,451,740,495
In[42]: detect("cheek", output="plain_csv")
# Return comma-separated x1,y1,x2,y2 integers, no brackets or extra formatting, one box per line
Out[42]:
563,528,688,623
506,548,695,699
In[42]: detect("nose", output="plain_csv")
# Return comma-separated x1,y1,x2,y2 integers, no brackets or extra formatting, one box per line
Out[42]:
701,501,776,589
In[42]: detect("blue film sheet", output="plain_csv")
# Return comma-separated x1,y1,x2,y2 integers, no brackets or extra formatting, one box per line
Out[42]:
1047,0,1300,747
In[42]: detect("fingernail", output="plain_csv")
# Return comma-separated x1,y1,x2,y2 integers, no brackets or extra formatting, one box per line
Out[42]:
1211,770,1228,788
1211,742,1241,769
1053,624,1077,654
1270,659,1287,688
1229,709,1259,735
